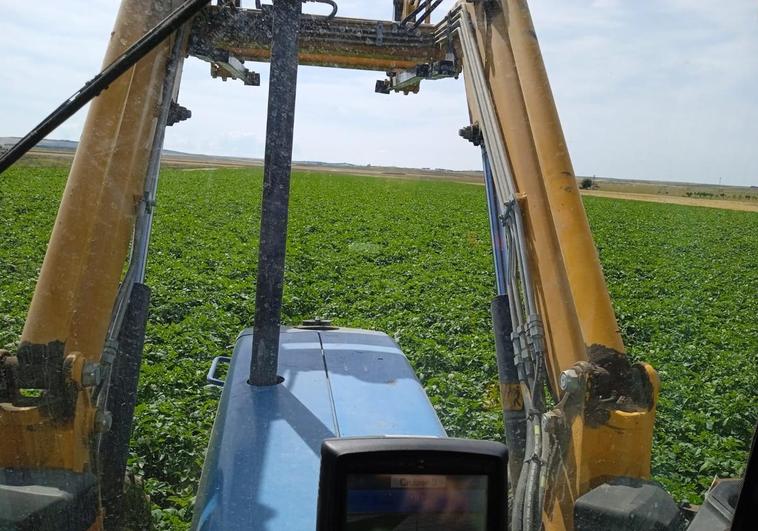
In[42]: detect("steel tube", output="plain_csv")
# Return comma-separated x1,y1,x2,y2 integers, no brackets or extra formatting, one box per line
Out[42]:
135,27,188,284
459,5,586,395
250,0,301,386
107,26,187,345
482,148,507,296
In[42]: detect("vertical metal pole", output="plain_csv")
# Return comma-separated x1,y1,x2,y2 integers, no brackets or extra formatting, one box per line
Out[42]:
481,147,507,296
250,0,301,386
135,28,187,284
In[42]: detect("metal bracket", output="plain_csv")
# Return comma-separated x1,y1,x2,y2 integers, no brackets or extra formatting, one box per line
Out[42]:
0,350,17,401
376,54,459,95
167,101,192,126
0,341,78,418
459,123,483,146
209,53,261,86
190,26,261,87
559,353,655,427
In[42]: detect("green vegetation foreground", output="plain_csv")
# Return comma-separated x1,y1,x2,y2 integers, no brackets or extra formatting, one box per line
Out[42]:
1,166,756,528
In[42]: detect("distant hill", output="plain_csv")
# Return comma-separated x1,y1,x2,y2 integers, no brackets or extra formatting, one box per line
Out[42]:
0,137,481,178
0,137,191,157
1,137,82,152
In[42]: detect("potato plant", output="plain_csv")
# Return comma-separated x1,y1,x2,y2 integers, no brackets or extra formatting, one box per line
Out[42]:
1,166,756,529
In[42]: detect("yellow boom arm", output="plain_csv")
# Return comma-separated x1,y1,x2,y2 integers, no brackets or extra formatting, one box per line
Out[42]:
459,1,658,529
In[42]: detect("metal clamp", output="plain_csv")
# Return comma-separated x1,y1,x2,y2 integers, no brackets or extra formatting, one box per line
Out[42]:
375,57,458,95
256,0,338,19
303,0,338,19
207,356,231,386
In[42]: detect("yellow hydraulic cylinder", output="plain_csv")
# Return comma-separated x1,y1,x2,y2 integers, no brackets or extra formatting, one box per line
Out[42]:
503,0,625,353
1,0,179,473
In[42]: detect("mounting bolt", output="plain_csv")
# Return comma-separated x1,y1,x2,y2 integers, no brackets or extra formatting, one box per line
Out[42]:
94,410,112,433
560,368,581,393
459,123,483,146
298,317,336,330
81,362,101,387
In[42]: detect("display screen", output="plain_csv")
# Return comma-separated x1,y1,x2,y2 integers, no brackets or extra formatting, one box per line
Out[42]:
345,474,488,531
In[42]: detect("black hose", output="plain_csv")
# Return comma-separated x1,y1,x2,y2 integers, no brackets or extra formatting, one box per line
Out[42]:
0,0,210,175
409,0,444,30
512,412,532,531
491,295,527,489
400,0,444,29
100,283,151,528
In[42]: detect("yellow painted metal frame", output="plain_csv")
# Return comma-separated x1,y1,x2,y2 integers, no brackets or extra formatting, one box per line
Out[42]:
228,46,435,72
461,1,657,529
0,2,182,524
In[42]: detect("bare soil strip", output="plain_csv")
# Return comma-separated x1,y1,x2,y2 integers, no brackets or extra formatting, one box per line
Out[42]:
15,148,756,212
582,190,758,213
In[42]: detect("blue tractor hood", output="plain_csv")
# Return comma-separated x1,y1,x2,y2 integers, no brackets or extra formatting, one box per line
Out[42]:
192,326,446,530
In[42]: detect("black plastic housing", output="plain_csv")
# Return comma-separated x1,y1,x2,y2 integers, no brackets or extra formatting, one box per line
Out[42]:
574,477,685,531
0,469,97,531
316,436,508,531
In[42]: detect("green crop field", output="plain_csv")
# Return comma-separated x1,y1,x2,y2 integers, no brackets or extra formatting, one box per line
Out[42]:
1,166,756,529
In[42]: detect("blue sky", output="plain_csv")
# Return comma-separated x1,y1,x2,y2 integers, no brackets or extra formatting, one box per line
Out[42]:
1,1,756,185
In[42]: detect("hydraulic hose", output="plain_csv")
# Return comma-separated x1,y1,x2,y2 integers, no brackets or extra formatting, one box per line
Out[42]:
524,414,543,531
491,295,527,490
0,0,210,174
512,412,531,531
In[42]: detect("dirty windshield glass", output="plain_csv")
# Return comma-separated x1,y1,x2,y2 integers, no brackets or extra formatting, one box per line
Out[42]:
0,1,755,530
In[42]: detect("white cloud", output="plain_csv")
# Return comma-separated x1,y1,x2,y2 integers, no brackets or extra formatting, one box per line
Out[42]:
531,0,758,185
1,1,756,184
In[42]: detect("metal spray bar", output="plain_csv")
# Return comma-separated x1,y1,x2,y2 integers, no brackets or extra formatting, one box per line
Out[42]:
189,5,444,72
457,9,516,201
105,27,188,349
481,147,507,296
